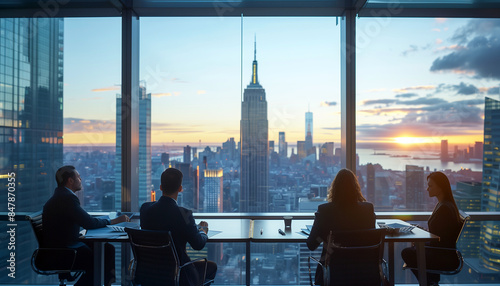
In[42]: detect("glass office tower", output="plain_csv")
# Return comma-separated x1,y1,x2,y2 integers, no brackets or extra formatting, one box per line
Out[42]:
0,18,64,283
480,97,500,271
305,111,313,151
115,85,151,211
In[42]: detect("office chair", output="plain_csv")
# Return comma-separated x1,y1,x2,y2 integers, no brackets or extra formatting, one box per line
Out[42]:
403,210,470,275
308,228,387,286
27,211,84,286
125,227,214,286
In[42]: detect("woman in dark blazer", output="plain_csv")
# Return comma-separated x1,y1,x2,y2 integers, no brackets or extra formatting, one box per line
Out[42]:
401,171,462,286
307,168,376,285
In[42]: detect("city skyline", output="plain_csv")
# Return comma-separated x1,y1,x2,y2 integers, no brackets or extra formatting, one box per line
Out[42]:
62,17,498,147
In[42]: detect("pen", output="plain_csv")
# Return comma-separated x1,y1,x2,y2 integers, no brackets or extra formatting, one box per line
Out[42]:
278,229,285,236
260,228,263,235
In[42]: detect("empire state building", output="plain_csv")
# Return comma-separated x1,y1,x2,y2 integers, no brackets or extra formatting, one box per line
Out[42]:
240,41,269,212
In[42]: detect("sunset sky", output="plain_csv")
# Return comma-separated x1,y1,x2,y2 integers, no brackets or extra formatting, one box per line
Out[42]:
63,17,500,148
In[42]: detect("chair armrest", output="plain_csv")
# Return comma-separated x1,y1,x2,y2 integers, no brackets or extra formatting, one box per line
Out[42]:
179,258,212,286
403,246,464,274
32,248,78,273
308,256,323,286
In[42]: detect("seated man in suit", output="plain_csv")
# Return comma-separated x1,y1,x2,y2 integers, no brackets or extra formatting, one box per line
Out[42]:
140,168,217,285
43,165,129,286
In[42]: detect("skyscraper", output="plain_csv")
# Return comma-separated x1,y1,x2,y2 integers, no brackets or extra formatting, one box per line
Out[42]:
474,141,483,159
184,145,192,163
305,111,313,151
115,85,151,210
0,18,64,282
480,97,500,271
441,139,449,161
455,181,482,258
366,163,375,204
319,142,334,167
203,169,223,212
279,131,287,158
405,165,425,211
240,40,269,212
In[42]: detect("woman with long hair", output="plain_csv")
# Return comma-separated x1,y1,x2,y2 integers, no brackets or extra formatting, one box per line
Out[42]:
307,168,376,285
401,171,462,286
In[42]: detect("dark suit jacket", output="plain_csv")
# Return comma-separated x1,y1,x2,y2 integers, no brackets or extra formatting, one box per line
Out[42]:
428,201,461,248
43,186,110,248
140,196,208,265
306,201,376,252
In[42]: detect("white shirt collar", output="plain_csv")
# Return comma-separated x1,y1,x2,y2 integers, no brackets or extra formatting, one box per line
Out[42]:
65,186,78,197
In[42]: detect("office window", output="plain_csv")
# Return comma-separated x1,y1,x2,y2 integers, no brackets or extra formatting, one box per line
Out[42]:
141,17,340,214
356,17,500,283
63,18,121,212
0,17,120,284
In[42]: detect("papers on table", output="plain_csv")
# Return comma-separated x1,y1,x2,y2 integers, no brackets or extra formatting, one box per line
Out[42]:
106,222,140,232
378,222,415,234
207,230,222,238
298,224,313,236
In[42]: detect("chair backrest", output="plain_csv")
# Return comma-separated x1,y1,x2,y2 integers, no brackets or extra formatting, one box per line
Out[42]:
125,228,180,286
325,228,386,286
457,210,470,244
26,211,44,247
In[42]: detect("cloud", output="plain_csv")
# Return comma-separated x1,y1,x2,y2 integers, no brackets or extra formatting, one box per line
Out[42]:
64,118,116,133
401,45,419,56
395,93,418,98
435,82,481,96
197,90,206,95
399,97,448,105
435,18,447,24
435,44,465,52
151,122,203,134
430,19,500,79
454,82,480,95
91,86,120,92
393,86,436,93
362,99,398,106
152,93,175,98
401,44,432,56
320,101,337,107
488,87,500,95
433,29,441,33
357,98,484,140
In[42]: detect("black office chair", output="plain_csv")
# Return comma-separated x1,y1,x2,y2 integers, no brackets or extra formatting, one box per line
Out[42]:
403,210,470,275
27,211,84,286
308,228,387,286
125,227,214,286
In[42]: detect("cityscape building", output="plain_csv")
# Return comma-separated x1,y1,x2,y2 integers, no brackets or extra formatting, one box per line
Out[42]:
305,111,313,151
184,145,192,163
240,40,269,212
279,131,288,158
366,163,375,204
297,141,306,160
475,141,484,159
405,165,425,211
480,97,500,271
0,17,64,282
203,169,224,212
441,139,449,161
455,181,482,258
115,86,151,211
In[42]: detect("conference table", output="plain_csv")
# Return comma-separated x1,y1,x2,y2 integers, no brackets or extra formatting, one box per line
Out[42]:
82,218,438,286
251,219,439,286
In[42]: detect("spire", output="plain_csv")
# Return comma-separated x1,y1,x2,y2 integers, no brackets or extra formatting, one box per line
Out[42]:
250,35,259,86
254,34,256,61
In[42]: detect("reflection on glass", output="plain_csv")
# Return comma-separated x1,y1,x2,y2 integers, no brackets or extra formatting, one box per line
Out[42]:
357,17,500,282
